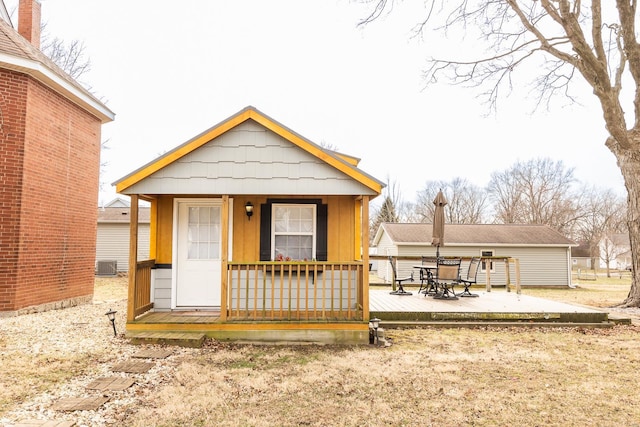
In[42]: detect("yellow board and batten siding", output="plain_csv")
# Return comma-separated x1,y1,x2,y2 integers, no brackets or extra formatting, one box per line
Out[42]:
150,194,359,264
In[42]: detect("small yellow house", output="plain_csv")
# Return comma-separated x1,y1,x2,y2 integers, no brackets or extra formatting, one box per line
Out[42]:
114,106,384,344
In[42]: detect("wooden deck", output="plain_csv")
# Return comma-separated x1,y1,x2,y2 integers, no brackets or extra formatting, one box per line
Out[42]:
369,289,612,325
129,288,617,327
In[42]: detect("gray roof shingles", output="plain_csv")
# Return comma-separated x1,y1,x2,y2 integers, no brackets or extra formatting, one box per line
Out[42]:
98,207,150,224
380,223,576,246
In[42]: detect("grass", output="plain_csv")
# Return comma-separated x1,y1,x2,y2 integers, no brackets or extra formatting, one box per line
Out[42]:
124,326,640,427
2,275,640,426
523,272,632,307
125,274,640,426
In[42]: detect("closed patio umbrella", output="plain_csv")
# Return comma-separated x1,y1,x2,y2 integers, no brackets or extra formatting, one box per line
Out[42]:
432,190,447,258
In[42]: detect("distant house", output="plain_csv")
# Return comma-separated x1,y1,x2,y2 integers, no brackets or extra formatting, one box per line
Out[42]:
571,241,593,269
599,232,631,270
96,198,150,274
373,223,577,288
0,0,114,316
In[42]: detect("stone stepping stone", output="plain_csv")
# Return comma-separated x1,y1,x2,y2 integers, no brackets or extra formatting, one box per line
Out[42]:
111,360,154,373
132,349,173,359
12,421,75,427
52,396,109,411
85,376,135,391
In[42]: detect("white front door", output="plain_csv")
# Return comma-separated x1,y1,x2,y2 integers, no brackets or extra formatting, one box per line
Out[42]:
174,200,222,308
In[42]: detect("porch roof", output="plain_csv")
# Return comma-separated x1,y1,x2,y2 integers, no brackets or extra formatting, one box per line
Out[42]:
113,106,384,197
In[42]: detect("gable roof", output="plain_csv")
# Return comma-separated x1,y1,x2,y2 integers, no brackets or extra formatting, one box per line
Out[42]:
103,197,130,208
374,223,576,247
608,232,630,247
571,241,591,258
98,205,150,224
0,18,114,123
114,106,384,195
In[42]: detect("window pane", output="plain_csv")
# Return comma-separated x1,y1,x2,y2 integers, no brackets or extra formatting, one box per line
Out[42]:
274,206,288,232
274,236,287,259
188,242,198,259
301,217,313,232
186,206,220,260
188,225,197,242
274,234,313,260
209,242,219,259
199,243,208,259
199,207,210,223
210,224,220,243
199,225,210,241
289,208,301,232
189,207,198,223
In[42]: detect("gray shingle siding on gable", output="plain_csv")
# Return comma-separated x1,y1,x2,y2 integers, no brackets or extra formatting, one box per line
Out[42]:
122,121,375,196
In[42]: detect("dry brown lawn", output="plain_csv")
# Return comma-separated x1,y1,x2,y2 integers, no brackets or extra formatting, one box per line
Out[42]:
2,275,640,426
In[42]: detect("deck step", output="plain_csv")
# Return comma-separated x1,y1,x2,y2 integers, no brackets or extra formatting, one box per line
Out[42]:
126,331,206,348
380,320,618,329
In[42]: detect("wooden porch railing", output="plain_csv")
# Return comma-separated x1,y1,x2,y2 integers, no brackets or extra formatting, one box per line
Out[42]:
133,259,154,317
226,262,364,321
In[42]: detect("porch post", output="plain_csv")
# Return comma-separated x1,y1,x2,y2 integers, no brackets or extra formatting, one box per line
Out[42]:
220,195,229,321
504,258,511,292
361,195,370,320
127,194,139,322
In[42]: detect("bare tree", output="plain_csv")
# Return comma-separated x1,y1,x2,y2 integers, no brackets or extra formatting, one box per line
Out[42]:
41,36,91,80
600,232,629,277
573,185,627,272
6,8,92,80
358,0,640,307
487,158,579,233
416,178,488,224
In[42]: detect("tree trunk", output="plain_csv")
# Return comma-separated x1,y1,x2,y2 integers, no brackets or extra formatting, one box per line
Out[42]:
613,143,640,307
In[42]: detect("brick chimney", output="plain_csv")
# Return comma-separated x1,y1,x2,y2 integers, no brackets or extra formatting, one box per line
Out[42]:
18,0,41,49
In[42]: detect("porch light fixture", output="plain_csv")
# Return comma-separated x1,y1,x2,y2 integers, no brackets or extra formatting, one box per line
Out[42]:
370,317,381,345
245,201,254,221
105,308,117,337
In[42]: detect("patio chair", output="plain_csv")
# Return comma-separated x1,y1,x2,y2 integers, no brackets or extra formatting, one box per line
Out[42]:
433,258,461,300
458,257,481,297
417,256,438,296
388,256,414,296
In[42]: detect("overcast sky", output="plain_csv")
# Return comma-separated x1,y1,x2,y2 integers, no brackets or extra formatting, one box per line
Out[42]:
6,0,626,206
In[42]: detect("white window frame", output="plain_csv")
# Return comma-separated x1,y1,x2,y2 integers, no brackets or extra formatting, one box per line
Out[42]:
480,249,495,273
271,203,317,261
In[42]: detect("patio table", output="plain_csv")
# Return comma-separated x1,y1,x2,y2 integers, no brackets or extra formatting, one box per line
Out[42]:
414,264,437,295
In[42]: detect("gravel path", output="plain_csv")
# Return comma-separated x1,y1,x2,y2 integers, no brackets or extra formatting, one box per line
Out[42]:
0,294,197,427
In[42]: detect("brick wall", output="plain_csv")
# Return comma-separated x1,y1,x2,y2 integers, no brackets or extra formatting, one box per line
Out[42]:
0,70,28,312
0,69,102,314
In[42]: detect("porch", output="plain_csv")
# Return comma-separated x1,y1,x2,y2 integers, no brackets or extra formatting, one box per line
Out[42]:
126,260,370,344
125,257,618,345
128,287,613,330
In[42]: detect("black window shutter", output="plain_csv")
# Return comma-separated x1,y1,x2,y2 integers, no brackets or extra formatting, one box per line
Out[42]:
316,204,328,261
259,203,271,261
